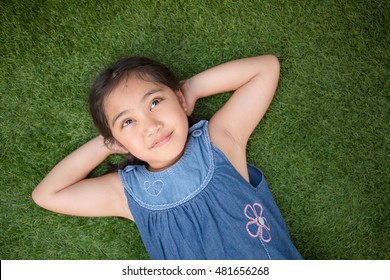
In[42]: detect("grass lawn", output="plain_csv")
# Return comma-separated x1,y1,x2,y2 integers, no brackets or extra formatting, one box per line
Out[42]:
1,0,388,259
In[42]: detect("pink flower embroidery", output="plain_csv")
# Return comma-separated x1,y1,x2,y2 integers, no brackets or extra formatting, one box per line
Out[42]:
244,203,271,242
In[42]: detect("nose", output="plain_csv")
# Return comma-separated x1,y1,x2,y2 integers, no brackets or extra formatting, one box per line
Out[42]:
143,117,161,137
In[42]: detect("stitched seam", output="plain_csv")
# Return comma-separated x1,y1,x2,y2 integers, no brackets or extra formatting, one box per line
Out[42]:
260,238,272,260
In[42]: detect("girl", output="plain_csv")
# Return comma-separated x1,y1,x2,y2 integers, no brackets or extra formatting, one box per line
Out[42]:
33,55,302,260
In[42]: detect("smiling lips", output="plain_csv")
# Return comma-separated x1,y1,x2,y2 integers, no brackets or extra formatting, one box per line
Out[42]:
152,132,173,148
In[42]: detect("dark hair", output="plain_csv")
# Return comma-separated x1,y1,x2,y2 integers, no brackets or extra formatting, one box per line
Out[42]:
88,56,191,171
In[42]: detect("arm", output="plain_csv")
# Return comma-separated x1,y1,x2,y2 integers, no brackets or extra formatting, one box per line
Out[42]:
32,136,133,220
182,55,280,180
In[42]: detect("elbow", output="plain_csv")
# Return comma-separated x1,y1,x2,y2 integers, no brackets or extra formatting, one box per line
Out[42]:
267,55,280,82
32,186,48,209
268,55,280,73
31,187,42,207
257,55,280,77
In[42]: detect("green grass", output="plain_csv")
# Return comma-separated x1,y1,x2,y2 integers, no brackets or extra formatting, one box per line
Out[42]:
1,0,389,260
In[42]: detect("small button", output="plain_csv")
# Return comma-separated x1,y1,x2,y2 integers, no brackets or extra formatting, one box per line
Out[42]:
192,130,202,137
257,216,265,226
124,165,135,172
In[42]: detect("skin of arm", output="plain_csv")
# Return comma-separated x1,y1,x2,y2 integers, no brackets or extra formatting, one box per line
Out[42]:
32,136,133,219
181,55,280,181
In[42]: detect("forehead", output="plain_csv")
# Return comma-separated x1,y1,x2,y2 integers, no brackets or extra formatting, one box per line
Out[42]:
106,76,160,103
113,74,157,95
103,76,173,118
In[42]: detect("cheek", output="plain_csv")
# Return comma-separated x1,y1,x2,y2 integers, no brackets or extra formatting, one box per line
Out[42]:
164,104,188,122
111,131,138,152
121,134,142,151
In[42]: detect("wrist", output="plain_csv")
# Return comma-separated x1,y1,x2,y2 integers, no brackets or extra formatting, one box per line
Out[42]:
92,136,115,157
182,78,201,101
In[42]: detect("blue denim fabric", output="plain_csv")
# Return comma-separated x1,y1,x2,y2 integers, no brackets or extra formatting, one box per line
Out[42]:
119,120,303,260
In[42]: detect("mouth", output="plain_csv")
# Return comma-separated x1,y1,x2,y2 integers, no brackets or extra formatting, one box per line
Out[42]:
152,132,173,148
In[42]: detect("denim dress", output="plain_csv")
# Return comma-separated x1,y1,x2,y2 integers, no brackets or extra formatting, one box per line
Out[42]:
119,120,302,260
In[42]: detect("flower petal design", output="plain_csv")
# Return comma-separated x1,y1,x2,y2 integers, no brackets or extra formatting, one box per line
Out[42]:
244,202,271,243
246,219,261,238
244,204,257,220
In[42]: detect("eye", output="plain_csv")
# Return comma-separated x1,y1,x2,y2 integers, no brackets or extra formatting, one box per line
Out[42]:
150,98,161,110
122,119,133,128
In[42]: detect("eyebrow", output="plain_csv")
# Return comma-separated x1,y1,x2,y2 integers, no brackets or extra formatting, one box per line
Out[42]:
111,87,163,127
111,110,129,127
141,88,163,102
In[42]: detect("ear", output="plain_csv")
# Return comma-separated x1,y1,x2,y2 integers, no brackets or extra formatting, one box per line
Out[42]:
175,89,189,114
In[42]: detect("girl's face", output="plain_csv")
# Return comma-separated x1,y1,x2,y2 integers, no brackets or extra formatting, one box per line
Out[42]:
104,75,189,171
